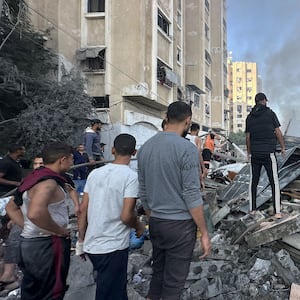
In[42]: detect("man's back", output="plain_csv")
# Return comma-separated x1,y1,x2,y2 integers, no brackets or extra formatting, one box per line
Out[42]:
137,131,202,220
246,104,280,154
83,163,138,253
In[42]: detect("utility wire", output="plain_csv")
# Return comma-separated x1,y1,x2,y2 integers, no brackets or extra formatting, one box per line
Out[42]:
22,1,173,106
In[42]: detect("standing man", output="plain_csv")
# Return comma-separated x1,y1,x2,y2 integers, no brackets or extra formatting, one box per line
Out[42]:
137,101,211,300
77,134,144,300
0,144,25,196
245,92,285,219
0,144,25,289
73,144,89,180
187,123,206,188
83,119,103,169
8,141,73,300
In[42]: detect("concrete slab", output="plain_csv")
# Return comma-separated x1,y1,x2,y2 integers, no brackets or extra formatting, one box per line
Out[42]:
245,214,300,248
290,283,300,300
212,204,230,226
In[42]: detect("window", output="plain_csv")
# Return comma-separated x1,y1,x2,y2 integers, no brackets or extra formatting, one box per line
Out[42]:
86,49,105,70
205,0,210,11
205,23,209,40
194,93,200,108
205,50,212,64
247,105,252,112
205,76,212,90
205,103,210,115
157,59,172,87
88,0,105,13
237,105,242,113
177,48,181,63
237,124,243,128
92,96,109,108
237,114,242,118
177,11,181,27
158,10,170,36
178,0,182,11
177,88,184,101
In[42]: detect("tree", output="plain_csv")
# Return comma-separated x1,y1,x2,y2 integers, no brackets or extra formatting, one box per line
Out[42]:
228,130,246,147
0,0,94,157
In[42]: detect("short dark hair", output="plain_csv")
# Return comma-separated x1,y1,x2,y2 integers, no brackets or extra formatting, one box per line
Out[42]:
166,101,192,123
8,144,25,153
190,123,200,132
255,92,268,103
113,134,136,156
91,119,103,125
161,119,167,130
41,141,73,164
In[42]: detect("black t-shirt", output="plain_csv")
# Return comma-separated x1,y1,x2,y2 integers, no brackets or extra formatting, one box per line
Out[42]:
245,104,280,154
0,155,23,196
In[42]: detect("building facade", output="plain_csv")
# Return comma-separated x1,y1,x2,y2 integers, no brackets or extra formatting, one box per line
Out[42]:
26,0,227,149
227,59,258,133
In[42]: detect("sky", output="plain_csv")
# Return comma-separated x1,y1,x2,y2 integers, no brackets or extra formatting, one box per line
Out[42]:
227,0,300,135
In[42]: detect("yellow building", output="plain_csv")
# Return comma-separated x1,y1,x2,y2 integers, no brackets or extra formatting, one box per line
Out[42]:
228,60,258,133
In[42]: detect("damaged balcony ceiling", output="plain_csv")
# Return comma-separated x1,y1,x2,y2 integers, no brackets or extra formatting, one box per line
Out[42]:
218,146,300,213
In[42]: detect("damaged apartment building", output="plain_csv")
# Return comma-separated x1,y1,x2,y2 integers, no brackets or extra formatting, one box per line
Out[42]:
25,0,229,150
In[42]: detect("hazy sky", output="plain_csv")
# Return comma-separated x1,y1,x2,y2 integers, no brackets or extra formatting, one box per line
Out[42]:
227,0,300,135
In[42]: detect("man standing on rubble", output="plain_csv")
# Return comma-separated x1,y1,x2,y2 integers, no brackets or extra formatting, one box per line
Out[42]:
245,92,285,219
137,101,211,300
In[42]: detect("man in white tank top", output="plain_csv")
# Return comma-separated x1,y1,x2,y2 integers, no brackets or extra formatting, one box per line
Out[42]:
6,141,74,300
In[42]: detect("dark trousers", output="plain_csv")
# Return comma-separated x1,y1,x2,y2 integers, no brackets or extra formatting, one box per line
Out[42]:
88,248,129,300
148,217,197,300
19,236,70,300
249,152,280,214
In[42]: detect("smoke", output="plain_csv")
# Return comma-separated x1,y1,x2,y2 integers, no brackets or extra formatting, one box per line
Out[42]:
227,0,300,136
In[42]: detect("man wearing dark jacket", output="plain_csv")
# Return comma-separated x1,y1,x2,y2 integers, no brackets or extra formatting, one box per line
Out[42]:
245,93,285,218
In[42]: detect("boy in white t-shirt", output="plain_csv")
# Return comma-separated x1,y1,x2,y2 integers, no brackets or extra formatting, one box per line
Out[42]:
77,133,144,300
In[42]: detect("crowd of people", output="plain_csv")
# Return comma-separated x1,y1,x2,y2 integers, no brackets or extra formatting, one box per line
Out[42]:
0,94,285,300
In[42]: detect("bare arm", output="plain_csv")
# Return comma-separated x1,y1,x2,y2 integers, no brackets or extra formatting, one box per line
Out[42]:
77,192,89,242
6,197,24,228
65,184,80,215
275,128,286,155
27,180,69,237
121,197,144,236
189,205,211,259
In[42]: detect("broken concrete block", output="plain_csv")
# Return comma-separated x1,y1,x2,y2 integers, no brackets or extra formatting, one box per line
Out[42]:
290,283,300,300
245,214,300,247
276,249,300,278
212,204,231,226
188,278,209,298
249,258,271,282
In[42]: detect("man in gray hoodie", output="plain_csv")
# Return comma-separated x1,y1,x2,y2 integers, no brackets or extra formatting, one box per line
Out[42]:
83,119,103,167
137,101,211,300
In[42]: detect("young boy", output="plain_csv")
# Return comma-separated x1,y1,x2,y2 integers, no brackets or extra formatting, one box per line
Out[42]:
77,134,144,300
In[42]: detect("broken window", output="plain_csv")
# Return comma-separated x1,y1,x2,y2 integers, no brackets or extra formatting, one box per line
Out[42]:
158,10,170,36
92,96,109,108
87,49,105,71
194,93,200,108
157,59,180,87
88,0,105,12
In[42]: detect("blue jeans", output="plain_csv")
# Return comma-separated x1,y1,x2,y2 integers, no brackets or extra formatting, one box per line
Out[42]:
88,248,129,300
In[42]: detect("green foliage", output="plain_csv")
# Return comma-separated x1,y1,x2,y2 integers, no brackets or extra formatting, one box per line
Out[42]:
17,77,94,158
229,130,246,147
0,1,94,157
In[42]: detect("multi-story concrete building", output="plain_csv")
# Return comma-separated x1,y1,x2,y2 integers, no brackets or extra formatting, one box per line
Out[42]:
26,0,227,150
210,0,229,134
227,59,258,133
